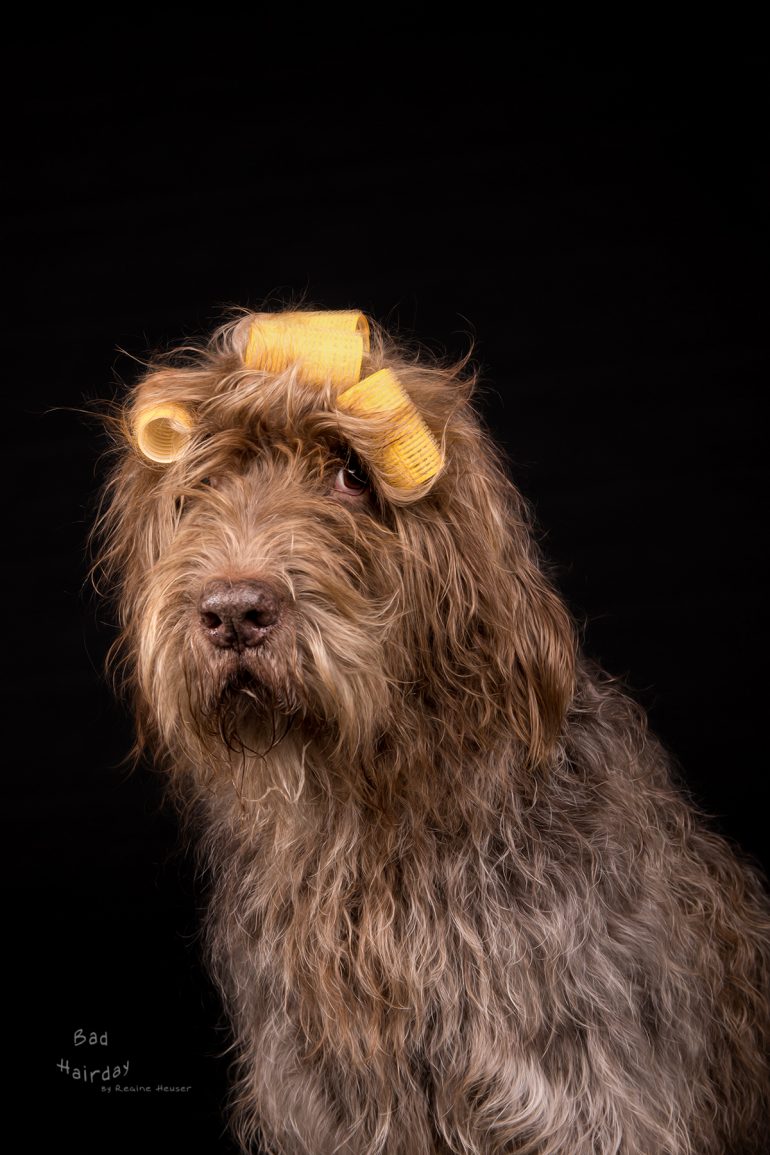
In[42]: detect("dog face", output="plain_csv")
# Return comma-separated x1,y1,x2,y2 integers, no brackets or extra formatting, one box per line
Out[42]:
95,310,576,797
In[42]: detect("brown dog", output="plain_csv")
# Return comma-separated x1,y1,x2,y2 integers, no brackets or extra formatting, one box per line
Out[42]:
93,306,770,1154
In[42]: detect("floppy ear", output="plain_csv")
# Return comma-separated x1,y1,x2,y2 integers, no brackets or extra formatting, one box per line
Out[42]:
393,413,577,771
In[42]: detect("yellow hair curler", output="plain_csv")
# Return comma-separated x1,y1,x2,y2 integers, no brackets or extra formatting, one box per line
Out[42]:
244,310,370,389
133,402,194,464
244,311,444,488
336,368,444,489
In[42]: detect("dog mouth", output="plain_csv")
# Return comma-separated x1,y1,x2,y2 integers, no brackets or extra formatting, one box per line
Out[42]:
217,659,277,701
188,639,303,752
218,650,298,707
198,680,293,759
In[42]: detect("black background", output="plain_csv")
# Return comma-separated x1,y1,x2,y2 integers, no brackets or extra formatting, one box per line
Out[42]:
6,36,768,1154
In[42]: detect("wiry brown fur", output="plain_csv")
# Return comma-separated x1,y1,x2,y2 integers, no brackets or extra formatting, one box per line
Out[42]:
92,303,770,1154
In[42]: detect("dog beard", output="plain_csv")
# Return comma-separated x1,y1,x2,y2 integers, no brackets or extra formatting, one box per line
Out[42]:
190,648,303,759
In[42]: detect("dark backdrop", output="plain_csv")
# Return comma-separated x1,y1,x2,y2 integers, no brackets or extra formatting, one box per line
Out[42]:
7,39,768,1155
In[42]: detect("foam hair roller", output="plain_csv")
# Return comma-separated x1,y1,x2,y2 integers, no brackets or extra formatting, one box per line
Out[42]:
336,368,444,488
245,310,444,488
244,310,370,389
133,402,194,464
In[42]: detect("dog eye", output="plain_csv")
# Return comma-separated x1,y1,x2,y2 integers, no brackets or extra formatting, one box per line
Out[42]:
333,453,370,496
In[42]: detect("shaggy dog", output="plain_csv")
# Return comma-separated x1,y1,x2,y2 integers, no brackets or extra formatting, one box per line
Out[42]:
93,306,770,1154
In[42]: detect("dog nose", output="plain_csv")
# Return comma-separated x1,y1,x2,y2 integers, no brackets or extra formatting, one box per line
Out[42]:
198,580,284,650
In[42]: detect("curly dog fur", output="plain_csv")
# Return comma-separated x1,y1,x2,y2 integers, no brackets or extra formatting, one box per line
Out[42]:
93,305,770,1153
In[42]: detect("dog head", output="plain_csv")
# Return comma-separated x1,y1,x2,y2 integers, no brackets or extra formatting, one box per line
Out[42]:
93,306,576,803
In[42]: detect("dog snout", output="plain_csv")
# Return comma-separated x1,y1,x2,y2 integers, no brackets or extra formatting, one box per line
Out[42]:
198,580,284,650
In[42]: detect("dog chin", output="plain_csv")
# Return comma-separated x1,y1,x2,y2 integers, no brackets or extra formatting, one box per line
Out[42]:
191,650,300,746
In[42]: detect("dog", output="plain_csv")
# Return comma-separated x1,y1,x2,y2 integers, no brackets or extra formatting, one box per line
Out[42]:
92,306,770,1154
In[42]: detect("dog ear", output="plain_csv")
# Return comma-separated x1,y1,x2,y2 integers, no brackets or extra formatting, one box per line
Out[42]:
499,520,578,770
393,415,577,770
89,372,204,637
